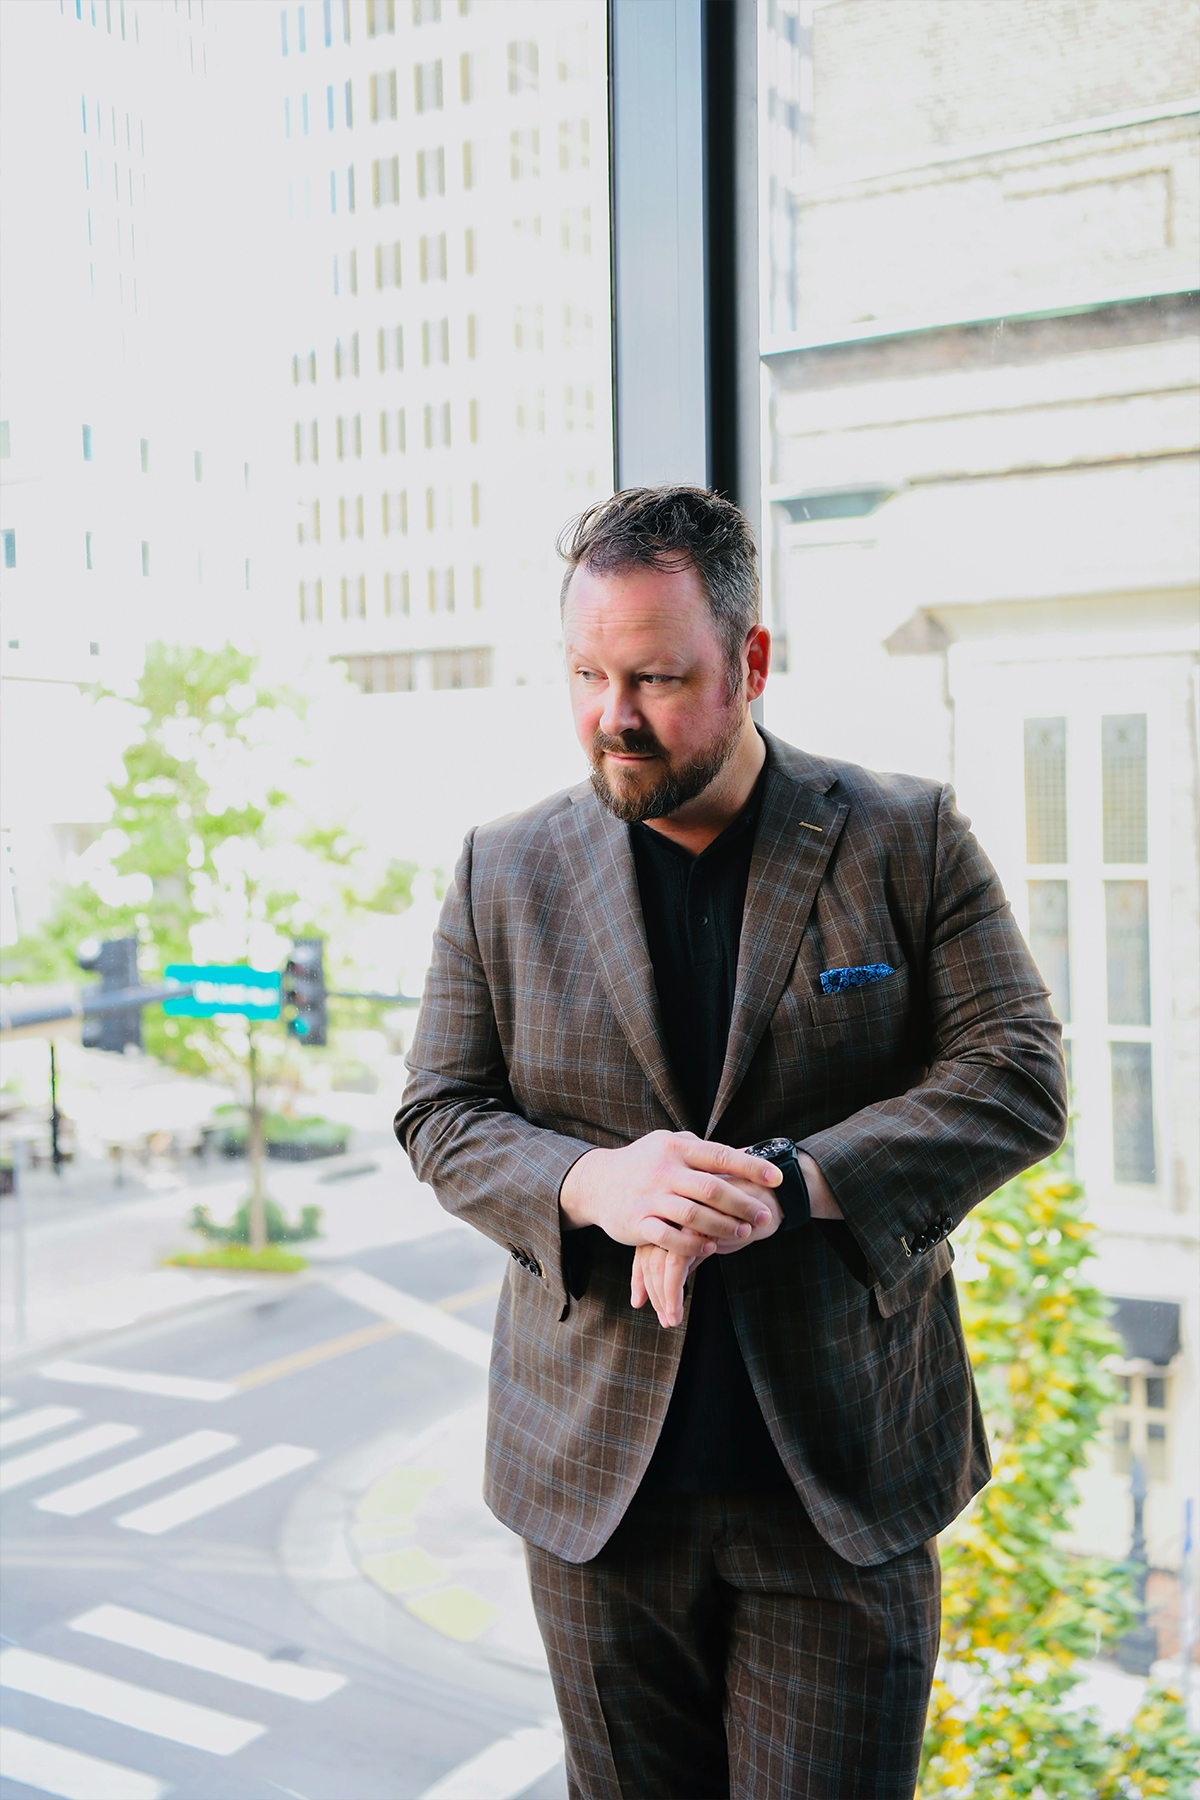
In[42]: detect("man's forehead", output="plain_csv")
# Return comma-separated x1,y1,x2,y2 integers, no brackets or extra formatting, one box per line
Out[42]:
563,562,714,643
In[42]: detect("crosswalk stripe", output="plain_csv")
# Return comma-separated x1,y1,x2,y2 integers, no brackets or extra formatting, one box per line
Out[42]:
116,1443,319,1535
35,1431,239,1517
69,1604,347,1702
0,1647,264,1755
0,1406,82,1450
0,1725,166,1800
416,1723,565,1800
38,1360,236,1402
0,1425,141,1496
324,1268,492,1369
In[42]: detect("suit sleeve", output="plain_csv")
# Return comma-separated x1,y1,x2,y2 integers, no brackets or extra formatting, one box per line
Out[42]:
394,831,596,1315
800,784,1068,1299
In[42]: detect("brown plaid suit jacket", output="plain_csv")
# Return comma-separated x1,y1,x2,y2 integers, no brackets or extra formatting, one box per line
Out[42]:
395,732,1067,1567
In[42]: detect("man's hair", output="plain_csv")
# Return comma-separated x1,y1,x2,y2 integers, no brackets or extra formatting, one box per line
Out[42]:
557,486,760,676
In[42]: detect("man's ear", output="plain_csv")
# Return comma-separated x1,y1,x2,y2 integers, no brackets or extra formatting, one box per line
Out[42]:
744,625,771,701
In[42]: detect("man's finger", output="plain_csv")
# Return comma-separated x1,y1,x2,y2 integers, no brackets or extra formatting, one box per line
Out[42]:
643,1218,721,1259
630,1258,649,1309
682,1139,783,1187
664,1179,770,1234
661,1253,688,1325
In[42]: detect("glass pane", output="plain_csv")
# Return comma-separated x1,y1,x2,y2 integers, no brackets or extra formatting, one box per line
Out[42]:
1111,1416,1131,1476
1024,720,1068,864
1146,1421,1168,1482
292,0,613,688
1102,715,1148,864
1027,880,1070,1022
1111,1042,1156,1185
1105,881,1150,1026
1144,1377,1166,1410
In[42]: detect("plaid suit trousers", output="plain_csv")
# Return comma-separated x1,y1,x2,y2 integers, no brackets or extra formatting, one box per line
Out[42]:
526,1488,940,1800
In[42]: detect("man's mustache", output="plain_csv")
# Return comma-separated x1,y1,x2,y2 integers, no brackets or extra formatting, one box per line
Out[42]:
592,730,666,759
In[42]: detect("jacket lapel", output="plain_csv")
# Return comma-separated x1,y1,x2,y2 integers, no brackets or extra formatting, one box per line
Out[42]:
551,786,691,1130
706,742,849,1136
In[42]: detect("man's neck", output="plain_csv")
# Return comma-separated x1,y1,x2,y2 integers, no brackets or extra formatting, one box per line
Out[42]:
642,720,766,857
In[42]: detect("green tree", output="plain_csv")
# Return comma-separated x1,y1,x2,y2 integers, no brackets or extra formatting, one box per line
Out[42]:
2,641,415,1085
920,1161,1198,1797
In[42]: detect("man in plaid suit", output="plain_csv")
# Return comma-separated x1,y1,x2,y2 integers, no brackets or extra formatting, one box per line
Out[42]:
395,487,1066,1799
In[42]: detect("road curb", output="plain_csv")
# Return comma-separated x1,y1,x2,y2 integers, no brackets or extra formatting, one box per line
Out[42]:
278,1406,559,1718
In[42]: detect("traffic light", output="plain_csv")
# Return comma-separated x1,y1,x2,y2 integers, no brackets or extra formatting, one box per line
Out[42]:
78,936,142,1052
283,938,327,1046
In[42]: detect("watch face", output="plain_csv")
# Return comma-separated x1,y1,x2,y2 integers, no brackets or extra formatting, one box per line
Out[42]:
752,1137,794,1160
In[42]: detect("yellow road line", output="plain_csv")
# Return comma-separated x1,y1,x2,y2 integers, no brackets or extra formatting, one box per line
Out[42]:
230,1278,502,1391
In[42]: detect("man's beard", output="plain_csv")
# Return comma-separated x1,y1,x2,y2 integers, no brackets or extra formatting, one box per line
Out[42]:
588,713,744,824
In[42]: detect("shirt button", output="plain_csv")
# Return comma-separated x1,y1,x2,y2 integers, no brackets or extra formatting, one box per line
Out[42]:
698,916,709,926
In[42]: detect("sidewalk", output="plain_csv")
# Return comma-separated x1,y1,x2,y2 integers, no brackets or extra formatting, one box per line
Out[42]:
0,1128,464,1365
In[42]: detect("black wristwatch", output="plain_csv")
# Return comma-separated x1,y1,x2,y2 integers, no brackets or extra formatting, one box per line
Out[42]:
746,1137,811,1232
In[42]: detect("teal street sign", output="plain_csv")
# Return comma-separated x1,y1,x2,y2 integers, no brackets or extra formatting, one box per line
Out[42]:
163,964,281,1020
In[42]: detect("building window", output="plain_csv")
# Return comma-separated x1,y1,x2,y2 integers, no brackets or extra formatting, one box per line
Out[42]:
421,319,450,366
383,571,410,615
1027,880,1070,1023
428,566,455,612
460,51,480,103
464,226,476,274
333,333,360,378
514,304,543,351
140,540,149,576
245,558,251,590
194,450,203,482
419,234,448,281
373,155,400,205
0,422,10,458
416,146,445,197
468,398,479,442
369,70,398,121
510,128,540,180
413,0,440,22
82,423,94,460
415,59,443,112
433,645,492,689
559,205,592,254
377,325,403,371
1106,882,1151,1026
85,531,94,569
365,0,395,35
508,39,538,92
338,651,415,693
470,482,481,526
472,564,482,608
558,118,590,170
294,422,303,464
345,80,353,129
423,402,451,449
1102,715,1148,864
1111,1042,1156,1184
466,314,478,358
1110,1373,1171,1481
298,6,307,52
462,142,476,189
1024,717,1067,864
292,350,318,384
375,241,402,289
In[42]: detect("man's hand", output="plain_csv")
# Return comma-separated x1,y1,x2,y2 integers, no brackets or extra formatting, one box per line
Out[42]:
628,1151,844,1328
559,1130,782,1260
631,1181,782,1326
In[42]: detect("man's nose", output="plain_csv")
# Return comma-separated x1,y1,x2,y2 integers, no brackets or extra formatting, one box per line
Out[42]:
599,682,642,738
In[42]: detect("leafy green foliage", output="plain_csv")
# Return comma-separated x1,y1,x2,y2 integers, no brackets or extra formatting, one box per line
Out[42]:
919,1161,1199,1797
1,642,414,1084
187,1197,321,1245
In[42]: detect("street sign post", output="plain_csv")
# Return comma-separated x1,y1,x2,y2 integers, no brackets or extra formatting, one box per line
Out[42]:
163,965,281,1020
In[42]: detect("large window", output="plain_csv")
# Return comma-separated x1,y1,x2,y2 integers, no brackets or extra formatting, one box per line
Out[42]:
284,0,613,699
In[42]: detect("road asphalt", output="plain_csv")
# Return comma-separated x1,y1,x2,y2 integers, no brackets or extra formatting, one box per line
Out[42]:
0,1140,569,1800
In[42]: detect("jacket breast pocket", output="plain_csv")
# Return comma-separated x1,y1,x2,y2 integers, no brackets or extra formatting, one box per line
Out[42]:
806,963,910,1035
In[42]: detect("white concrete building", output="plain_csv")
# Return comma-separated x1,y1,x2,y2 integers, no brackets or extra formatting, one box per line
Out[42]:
0,0,272,937
762,0,1199,1615
269,0,613,696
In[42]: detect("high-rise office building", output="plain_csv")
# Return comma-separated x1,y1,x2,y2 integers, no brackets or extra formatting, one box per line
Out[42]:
271,0,613,697
0,0,267,930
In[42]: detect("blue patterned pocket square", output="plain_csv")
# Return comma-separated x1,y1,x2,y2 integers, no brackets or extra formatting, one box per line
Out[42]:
820,963,895,995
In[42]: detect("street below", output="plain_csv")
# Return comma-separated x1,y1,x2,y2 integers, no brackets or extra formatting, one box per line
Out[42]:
0,1147,568,1800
